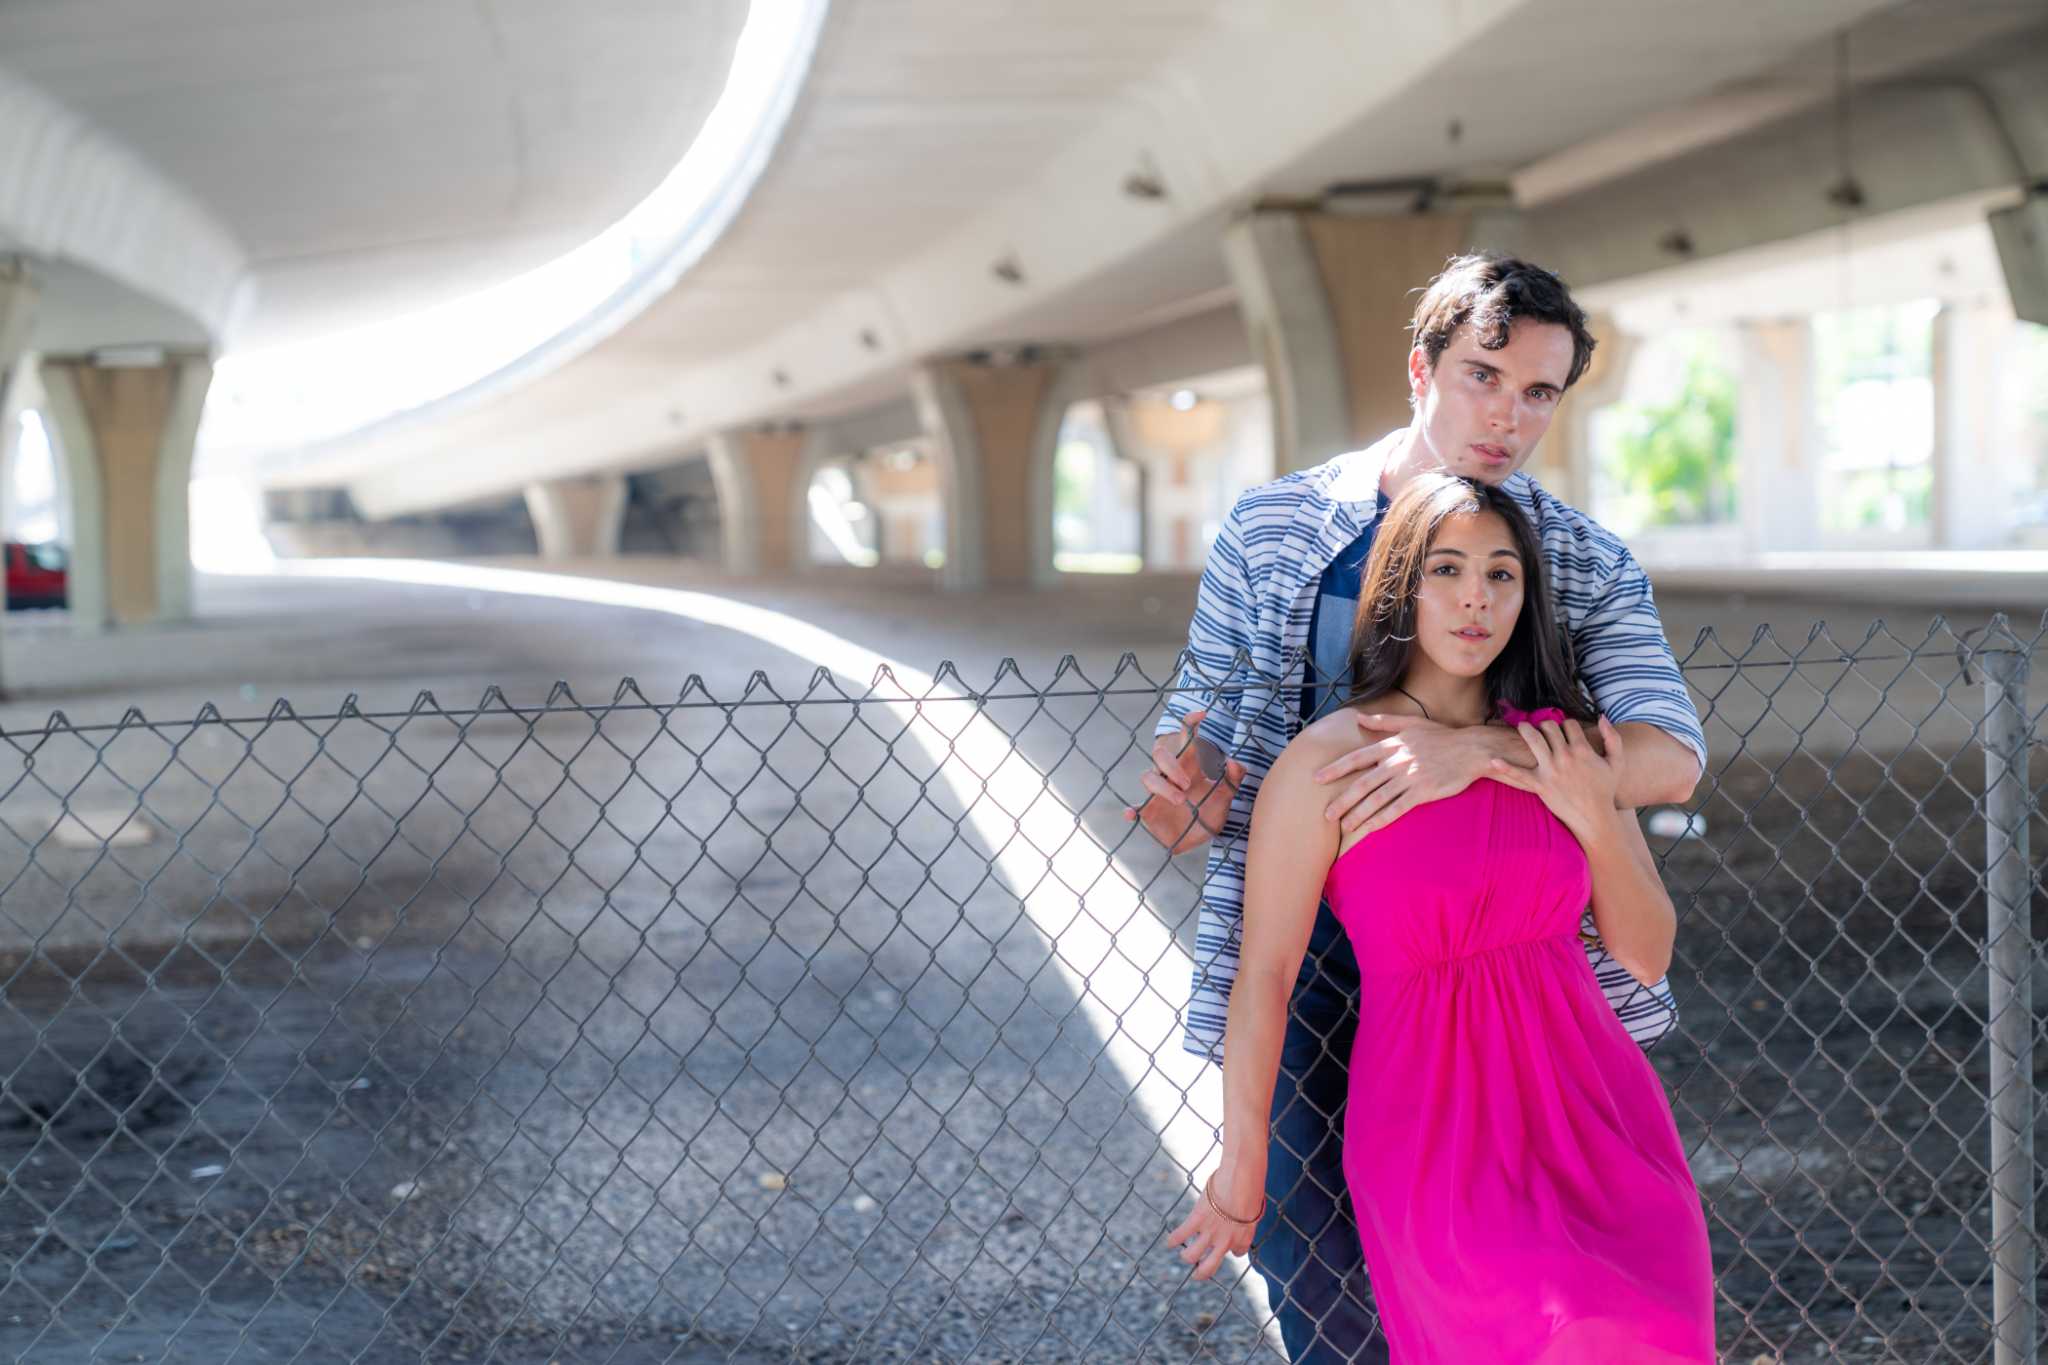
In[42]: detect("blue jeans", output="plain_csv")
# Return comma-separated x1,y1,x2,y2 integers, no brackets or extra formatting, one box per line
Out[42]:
1251,898,1384,1362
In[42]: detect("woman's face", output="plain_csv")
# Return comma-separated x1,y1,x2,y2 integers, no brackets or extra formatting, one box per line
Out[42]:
1410,509,1525,679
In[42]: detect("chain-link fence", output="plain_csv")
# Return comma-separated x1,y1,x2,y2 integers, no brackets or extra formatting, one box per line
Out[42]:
0,614,2042,1364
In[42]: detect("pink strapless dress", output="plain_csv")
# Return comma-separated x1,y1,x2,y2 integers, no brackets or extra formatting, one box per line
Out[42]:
1326,710,1715,1362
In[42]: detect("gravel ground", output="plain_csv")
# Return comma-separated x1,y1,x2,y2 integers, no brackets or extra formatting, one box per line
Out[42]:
0,571,2041,1364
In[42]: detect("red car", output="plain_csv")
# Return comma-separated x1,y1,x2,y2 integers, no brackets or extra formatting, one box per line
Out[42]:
4,541,68,610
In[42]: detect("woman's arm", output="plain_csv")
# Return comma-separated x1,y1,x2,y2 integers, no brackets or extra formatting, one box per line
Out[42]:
1165,737,1340,1280
1488,716,1676,986
1580,806,1677,986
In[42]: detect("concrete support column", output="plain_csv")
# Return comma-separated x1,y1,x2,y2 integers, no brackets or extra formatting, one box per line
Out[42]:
0,266,37,547
912,352,1080,591
1931,299,2013,549
1529,315,1633,509
1737,319,1818,555
1107,392,1222,572
1224,209,1474,471
523,473,628,560
0,368,33,540
1097,398,1153,570
703,427,809,578
852,450,942,568
38,351,211,631
0,269,36,693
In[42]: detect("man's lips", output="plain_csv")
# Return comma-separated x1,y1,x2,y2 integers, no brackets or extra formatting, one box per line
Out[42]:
1472,443,1512,463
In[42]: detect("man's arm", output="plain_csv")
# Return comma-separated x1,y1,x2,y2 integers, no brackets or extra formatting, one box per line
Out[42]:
1605,722,1700,809
1126,495,1260,852
1564,545,1705,808
1154,494,1259,753
1347,716,1692,809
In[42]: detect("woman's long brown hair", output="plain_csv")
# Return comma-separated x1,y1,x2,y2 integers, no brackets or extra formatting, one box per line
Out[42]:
1345,473,1595,723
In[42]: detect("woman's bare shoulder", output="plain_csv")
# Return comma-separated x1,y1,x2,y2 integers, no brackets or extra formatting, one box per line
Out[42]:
1277,697,1407,772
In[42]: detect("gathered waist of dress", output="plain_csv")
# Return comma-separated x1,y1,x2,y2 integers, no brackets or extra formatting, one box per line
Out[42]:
1353,930,1581,979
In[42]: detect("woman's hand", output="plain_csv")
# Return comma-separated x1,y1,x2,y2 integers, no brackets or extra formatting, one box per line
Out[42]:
1163,1165,1264,1280
1487,715,1623,842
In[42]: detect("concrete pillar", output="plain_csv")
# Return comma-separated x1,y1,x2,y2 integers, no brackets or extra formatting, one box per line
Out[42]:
0,267,37,551
1110,392,1225,572
855,448,943,567
0,266,33,381
1931,298,2013,549
523,473,627,559
1097,398,1153,571
1528,315,1633,509
703,427,810,578
782,431,847,573
0,269,35,694
38,351,212,631
0,368,34,541
912,352,1081,591
1736,319,1818,555
1224,209,1474,471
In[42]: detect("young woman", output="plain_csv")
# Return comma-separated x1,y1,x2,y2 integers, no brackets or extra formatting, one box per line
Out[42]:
1165,473,1715,1362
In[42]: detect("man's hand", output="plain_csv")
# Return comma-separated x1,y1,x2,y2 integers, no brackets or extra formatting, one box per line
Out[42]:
1124,709,1246,855
1312,712,1524,839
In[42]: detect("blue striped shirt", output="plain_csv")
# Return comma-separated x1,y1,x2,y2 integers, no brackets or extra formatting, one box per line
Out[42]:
1156,432,1707,1062
1301,491,1385,723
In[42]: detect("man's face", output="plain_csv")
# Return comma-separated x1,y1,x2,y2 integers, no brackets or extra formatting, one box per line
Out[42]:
1407,319,1575,484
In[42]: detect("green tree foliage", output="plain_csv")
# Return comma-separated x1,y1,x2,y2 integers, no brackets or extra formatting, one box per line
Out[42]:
1602,347,1738,527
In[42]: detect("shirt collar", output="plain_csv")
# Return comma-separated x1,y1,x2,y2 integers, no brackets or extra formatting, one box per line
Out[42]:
1323,429,1404,511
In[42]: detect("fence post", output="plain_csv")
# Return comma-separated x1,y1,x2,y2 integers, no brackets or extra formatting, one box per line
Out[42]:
1982,639,2036,1365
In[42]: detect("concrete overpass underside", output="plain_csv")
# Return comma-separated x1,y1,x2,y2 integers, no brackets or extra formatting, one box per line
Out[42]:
238,1,2048,605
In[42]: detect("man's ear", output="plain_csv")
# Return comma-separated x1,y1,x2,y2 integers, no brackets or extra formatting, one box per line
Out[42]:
1407,345,1432,402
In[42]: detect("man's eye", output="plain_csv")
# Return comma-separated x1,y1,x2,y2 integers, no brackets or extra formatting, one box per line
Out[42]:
1528,389,1555,403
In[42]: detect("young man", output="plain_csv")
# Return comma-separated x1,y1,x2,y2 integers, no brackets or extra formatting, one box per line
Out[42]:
1127,254,1707,1362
